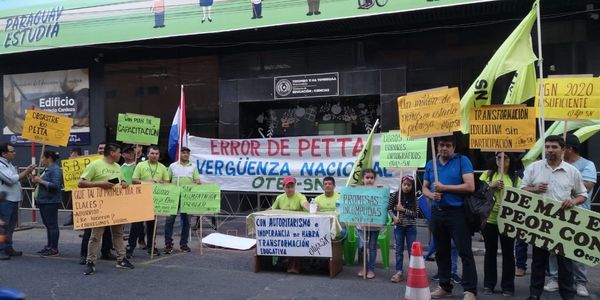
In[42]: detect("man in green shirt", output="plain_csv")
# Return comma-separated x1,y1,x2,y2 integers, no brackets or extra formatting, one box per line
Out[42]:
271,176,306,211
121,145,140,259
80,143,134,275
302,176,339,212
164,147,200,254
132,145,169,256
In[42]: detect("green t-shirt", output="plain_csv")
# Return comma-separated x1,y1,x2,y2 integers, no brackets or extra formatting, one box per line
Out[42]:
271,192,306,211
480,172,520,224
80,159,122,183
133,161,169,182
121,163,136,184
302,192,340,212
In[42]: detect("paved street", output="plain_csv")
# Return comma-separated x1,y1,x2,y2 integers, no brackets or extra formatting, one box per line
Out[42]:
1,212,599,299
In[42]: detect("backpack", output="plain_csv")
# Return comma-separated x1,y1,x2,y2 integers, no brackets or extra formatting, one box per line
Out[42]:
456,155,495,235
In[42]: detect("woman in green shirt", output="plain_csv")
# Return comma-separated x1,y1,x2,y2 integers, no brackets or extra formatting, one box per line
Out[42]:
480,152,519,297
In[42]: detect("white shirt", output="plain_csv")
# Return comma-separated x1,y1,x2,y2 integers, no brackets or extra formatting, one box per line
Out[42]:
521,159,587,202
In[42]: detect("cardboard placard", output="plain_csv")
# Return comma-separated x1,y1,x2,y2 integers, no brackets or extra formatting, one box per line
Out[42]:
153,184,181,216
469,105,536,151
255,215,332,257
180,184,221,214
116,113,160,145
72,184,155,230
379,131,427,168
61,154,103,191
398,87,461,137
339,186,390,225
535,78,600,120
21,109,73,146
498,186,600,267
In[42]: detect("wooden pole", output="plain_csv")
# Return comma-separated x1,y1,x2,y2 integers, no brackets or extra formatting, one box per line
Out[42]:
430,138,439,183
200,216,203,255
362,226,367,279
535,1,547,161
151,216,158,259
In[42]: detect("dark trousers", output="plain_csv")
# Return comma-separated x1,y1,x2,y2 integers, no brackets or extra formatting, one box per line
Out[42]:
0,201,18,253
128,220,155,250
515,238,528,270
482,223,515,293
530,246,575,300
307,0,319,13
431,207,478,294
80,227,113,257
39,203,60,250
252,3,262,17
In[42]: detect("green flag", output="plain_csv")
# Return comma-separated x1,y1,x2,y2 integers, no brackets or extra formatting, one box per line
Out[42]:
504,63,537,104
460,0,538,133
346,119,379,186
573,123,600,143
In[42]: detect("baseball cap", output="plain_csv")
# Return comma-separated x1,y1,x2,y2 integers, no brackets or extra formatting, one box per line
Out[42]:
283,176,296,185
181,146,191,152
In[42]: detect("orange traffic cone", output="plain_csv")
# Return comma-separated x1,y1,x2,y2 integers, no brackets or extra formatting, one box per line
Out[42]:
404,241,431,300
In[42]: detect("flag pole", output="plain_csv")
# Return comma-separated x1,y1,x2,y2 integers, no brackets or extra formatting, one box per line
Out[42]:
178,85,184,164
535,0,546,161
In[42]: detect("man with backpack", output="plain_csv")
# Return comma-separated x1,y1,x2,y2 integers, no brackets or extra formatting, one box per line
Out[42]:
423,135,478,300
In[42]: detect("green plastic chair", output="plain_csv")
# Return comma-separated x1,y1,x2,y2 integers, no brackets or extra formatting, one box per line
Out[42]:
377,216,392,269
342,216,392,269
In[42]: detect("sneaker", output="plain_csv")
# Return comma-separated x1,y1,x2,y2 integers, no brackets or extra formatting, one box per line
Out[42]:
463,291,476,300
357,268,365,277
431,287,453,298
148,248,161,256
37,246,50,254
116,258,135,270
544,279,559,292
482,287,493,295
41,249,59,257
390,272,403,283
164,243,173,254
366,271,375,279
79,256,87,265
515,268,526,277
576,283,589,297
5,249,23,257
126,246,134,259
180,245,191,253
431,273,440,281
84,262,95,275
502,291,514,297
452,273,462,284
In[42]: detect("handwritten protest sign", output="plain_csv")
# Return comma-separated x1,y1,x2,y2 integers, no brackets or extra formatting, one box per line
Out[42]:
116,113,160,145
21,109,73,146
255,215,332,257
339,186,390,225
379,131,427,168
498,186,600,267
469,105,536,151
61,154,102,191
535,77,600,120
153,184,181,216
72,184,155,230
180,184,221,214
398,87,461,137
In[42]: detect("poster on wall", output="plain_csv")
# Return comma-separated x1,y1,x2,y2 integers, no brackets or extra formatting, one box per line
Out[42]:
2,69,90,145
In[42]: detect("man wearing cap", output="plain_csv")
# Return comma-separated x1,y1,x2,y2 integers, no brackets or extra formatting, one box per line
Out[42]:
121,145,142,259
164,147,200,254
544,134,595,297
272,176,306,211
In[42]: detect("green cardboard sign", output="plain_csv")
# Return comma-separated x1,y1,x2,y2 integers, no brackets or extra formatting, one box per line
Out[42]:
498,186,600,267
180,184,221,214
379,131,427,168
152,184,181,216
116,113,160,145
339,186,390,225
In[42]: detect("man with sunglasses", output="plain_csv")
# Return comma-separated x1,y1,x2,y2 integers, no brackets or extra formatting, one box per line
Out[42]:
423,136,477,300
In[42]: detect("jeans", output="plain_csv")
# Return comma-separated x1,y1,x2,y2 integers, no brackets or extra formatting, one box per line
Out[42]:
164,213,191,246
394,225,416,273
252,3,262,17
357,228,379,272
530,246,575,300
154,12,165,27
482,223,515,293
515,238,528,270
81,227,113,257
39,203,60,250
549,253,587,284
431,207,478,294
0,201,18,252
87,224,126,263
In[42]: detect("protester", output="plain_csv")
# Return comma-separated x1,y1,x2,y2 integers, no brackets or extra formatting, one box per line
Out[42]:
0,143,36,260
522,135,587,300
120,145,139,259
133,144,147,249
132,145,169,256
423,135,477,300
544,134,595,297
164,146,200,254
271,176,307,273
31,150,63,257
79,142,116,265
480,152,518,296
79,143,134,275
63,147,81,226
388,174,418,283
302,176,339,212
355,168,381,279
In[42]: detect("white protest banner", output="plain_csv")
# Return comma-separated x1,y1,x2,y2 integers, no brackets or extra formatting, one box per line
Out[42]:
255,215,332,257
188,134,401,193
